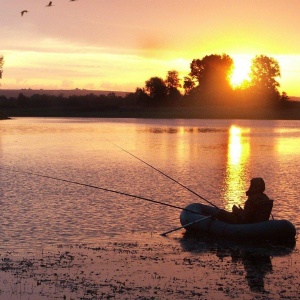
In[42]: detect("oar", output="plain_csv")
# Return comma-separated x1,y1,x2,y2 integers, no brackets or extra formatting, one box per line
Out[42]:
161,216,211,236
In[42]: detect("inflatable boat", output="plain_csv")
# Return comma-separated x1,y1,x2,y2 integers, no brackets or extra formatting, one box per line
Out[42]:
180,203,296,242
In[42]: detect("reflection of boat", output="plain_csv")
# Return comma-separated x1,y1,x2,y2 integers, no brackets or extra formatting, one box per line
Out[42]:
179,232,295,293
180,203,297,242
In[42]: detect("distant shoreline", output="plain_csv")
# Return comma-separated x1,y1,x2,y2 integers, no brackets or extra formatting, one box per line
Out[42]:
2,103,300,120
0,112,10,120
0,88,129,98
1,89,300,120
1,88,299,101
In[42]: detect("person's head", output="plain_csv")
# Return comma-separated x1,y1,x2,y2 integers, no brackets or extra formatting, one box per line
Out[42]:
246,178,265,196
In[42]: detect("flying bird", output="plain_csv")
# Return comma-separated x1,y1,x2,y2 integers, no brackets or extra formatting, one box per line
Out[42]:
46,1,53,7
21,10,29,16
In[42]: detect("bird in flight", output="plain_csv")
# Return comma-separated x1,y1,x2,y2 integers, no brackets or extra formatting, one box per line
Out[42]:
21,10,29,16
46,1,54,7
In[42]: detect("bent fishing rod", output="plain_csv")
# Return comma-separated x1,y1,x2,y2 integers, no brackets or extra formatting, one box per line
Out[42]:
108,140,219,209
5,168,201,215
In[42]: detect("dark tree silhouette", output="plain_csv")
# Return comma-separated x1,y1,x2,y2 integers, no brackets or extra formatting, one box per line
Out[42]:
165,70,181,90
250,55,281,93
0,55,3,81
124,87,148,106
0,59,8,118
248,55,282,106
183,76,195,95
165,70,182,101
145,76,167,103
280,91,289,102
190,54,234,102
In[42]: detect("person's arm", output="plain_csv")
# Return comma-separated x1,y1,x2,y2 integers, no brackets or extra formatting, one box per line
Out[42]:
241,198,257,223
232,204,246,223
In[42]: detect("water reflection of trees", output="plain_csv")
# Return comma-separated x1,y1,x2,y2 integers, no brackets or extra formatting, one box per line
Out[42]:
147,127,226,134
180,232,295,293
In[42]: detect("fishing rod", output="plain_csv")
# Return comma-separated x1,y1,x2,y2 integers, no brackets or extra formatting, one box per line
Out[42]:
161,216,211,236
5,168,202,215
108,140,220,209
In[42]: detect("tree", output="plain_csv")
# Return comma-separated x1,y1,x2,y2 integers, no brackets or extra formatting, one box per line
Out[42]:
280,91,289,102
279,91,290,108
189,54,234,100
165,70,181,90
0,56,7,118
125,87,149,105
0,55,3,81
183,76,196,95
165,70,182,101
248,55,282,106
249,55,281,93
145,77,167,103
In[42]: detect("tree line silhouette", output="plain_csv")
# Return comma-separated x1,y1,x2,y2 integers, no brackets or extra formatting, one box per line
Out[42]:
0,53,295,118
137,53,289,108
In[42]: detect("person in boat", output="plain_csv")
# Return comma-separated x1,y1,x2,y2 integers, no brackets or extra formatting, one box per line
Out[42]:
214,178,273,224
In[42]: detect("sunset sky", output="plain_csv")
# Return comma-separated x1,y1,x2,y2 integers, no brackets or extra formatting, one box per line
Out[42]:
1,0,300,95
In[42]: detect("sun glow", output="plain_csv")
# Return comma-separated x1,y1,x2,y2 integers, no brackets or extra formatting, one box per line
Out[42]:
224,125,250,210
230,55,252,88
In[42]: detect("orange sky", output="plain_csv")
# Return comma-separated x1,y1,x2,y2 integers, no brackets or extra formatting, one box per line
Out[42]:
1,0,300,95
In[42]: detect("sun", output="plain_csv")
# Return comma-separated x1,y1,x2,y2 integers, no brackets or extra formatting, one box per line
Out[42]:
230,55,252,88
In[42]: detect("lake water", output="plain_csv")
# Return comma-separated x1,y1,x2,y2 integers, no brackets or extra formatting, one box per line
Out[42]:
0,118,299,251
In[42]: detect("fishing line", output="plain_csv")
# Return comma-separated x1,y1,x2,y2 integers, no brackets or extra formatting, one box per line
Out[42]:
107,140,219,209
4,168,201,215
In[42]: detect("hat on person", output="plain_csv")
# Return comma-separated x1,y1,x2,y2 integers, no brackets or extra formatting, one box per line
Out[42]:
246,178,265,196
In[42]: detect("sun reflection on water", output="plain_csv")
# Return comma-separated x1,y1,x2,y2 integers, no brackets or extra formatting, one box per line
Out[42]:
224,125,250,210
276,137,300,155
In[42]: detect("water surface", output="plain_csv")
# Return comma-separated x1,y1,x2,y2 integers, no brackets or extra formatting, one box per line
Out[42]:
1,118,299,251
